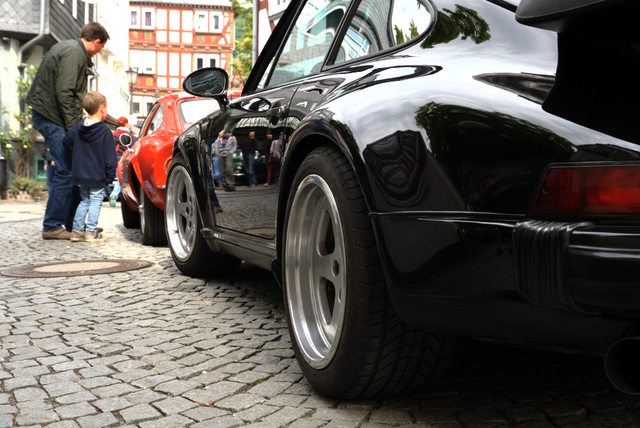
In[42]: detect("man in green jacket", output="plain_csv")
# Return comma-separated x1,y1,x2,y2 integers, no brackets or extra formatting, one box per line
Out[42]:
27,22,110,240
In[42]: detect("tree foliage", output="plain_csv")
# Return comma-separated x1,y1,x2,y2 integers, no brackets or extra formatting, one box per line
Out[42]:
1,65,39,177
231,0,253,81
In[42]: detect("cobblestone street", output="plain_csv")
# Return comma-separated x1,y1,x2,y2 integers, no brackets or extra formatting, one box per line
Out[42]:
1,199,640,428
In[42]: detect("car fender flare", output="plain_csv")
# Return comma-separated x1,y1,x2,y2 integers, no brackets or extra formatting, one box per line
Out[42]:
275,112,376,269
171,129,215,231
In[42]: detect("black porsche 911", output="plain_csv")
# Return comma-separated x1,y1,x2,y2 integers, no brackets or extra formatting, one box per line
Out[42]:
164,0,640,398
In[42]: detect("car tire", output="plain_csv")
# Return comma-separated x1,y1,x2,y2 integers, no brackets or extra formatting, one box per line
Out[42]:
121,195,140,229
284,145,455,399
165,156,240,277
139,183,167,246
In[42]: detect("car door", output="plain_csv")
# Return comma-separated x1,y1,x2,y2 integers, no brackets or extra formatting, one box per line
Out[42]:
209,0,356,238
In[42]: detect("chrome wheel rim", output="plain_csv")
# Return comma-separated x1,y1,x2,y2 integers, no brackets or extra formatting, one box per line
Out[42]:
165,165,198,261
138,184,146,234
285,174,346,369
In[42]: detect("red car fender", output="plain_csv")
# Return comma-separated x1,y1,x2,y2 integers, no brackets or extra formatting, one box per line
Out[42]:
133,133,175,212
117,149,139,212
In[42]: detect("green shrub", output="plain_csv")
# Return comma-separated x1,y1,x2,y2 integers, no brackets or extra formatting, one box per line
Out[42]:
10,175,43,196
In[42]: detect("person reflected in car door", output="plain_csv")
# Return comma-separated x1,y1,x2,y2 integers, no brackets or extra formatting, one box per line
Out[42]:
241,131,259,187
215,130,237,191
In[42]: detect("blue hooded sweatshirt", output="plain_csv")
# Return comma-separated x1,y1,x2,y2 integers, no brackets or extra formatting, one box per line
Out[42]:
62,119,117,188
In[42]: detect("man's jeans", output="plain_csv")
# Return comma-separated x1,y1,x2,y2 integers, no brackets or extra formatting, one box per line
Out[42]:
73,186,104,231
243,153,257,186
32,111,74,232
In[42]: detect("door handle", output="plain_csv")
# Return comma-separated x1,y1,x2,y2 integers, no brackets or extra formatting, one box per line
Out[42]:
266,105,288,119
266,105,288,125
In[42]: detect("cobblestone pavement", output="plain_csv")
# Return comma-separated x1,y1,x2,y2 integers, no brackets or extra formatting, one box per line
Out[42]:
1,199,640,428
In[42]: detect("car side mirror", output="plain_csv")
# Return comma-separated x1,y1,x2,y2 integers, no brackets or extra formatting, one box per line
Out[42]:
119,133,132,147
183,67,229,98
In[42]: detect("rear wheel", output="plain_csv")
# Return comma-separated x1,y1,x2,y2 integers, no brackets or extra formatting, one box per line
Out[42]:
165,156,240,277
139,183,167,246
284,145,455,399
121,195,140,229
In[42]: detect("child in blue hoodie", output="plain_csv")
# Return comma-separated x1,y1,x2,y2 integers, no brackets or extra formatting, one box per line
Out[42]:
62,91,116,242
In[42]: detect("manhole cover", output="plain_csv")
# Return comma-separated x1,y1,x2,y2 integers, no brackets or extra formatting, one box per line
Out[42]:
1,259,153,278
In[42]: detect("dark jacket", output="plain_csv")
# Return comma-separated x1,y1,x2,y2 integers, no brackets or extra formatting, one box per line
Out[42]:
63,119,117,188
27,39,92,131
241,137,258,156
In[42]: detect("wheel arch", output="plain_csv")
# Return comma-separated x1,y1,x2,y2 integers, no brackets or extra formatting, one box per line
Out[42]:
274,117,376,283
171,130,215,231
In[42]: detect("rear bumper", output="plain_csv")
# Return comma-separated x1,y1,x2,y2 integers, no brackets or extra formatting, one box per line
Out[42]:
514,220,640,317
375,214,640,354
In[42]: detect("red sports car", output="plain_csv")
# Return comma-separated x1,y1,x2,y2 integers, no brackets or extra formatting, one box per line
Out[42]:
117,93,219,245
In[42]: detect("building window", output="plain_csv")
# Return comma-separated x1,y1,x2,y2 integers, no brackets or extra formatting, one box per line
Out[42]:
182,11,193,31
195,11,208,32
142,51,156,74
157,9,167,29
194,54,205,70
207,54,219,68
141,8,155,29
130,8,140,28
169,53,180,76
157,52,167,76
210,12,223,33
169,10,180,30
129,50,142,72
133,98,141,115
182,53,192,76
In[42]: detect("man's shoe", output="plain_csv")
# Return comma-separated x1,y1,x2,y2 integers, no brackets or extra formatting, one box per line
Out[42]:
109,193,117,207
42,228,71,240
70,229,86,242
85,229,107,242
214,206,223,214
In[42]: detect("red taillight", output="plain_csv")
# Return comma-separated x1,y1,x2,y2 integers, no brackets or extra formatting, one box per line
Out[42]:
534,165,640,215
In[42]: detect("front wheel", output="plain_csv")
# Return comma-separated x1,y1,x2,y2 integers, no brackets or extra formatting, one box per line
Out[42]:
284,145,455,399
165,156,240,277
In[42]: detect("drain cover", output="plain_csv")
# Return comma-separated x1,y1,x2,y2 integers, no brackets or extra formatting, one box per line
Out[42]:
1,259,153,278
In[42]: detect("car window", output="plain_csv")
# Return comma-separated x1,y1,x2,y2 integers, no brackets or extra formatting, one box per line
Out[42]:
147,104,164,135
179,98,219,124
333,0,434,65
267,0,353,88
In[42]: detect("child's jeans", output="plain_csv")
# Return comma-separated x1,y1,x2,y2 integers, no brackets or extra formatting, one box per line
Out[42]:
73,186,104,231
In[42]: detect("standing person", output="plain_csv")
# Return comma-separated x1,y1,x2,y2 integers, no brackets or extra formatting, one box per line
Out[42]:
27,22,110,240
109,116,135,206
63,92,116,242
265,133,282,186
241,131,258,186
214,130,237,191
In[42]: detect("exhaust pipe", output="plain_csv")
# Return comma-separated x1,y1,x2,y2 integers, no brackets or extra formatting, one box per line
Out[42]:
605,337,640,395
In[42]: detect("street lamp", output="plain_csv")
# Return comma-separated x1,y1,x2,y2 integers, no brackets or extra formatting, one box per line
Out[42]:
125,67,139,116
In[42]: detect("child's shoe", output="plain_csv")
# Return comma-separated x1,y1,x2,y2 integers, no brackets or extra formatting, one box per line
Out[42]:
109,193,117,207
70,229,86,242
85,229,107,242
